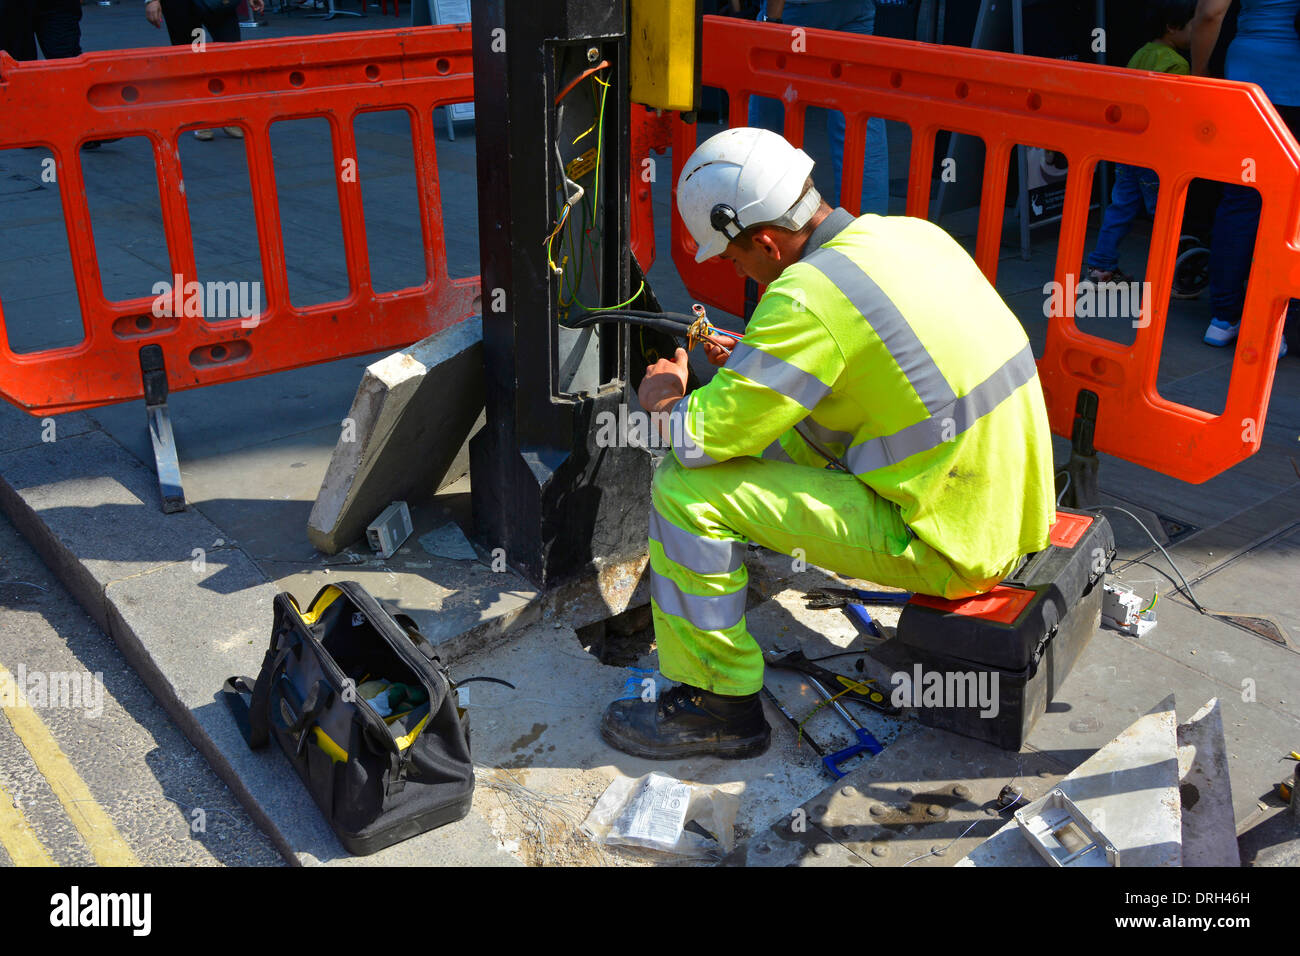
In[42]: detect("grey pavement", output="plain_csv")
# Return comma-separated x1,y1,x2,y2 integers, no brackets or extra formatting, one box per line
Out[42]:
0,7,1298,865
0,506,283,866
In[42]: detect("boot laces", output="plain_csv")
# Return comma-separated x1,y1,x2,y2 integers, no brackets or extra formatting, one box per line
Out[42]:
657,684,701,719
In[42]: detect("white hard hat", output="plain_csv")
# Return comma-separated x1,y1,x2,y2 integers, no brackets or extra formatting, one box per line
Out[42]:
676,127,818,263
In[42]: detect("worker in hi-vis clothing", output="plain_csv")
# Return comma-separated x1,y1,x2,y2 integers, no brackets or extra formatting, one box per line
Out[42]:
599,127,1057,761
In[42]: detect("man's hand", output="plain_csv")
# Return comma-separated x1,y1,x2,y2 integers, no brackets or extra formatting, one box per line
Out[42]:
638,349,691,446
250,0,265,12
701,333,736,368
145,0,163,27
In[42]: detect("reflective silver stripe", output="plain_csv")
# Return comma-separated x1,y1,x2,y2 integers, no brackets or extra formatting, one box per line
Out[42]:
727,343,832,411
649,508,745,576
761,438,794,463
800,418,854,451
669,395,717,469
650,568,747,631
844,343,1039,474
802,246,957,414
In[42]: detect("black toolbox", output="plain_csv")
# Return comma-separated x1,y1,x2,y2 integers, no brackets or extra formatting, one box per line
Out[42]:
894,508,1113,751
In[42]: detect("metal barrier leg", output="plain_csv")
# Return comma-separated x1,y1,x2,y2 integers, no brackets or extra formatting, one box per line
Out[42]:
139,346,186,514
1063,390,1100,510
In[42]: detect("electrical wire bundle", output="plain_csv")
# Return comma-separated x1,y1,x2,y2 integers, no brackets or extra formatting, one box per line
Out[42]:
546,60,648,322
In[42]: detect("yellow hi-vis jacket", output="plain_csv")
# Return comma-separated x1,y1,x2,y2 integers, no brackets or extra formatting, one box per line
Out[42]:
670,211,1056,587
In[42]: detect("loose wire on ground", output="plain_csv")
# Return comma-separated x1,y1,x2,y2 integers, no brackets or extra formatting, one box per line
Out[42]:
1090,503,1206,613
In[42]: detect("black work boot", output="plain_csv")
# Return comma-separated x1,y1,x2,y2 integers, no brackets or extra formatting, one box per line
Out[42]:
600,683,771,760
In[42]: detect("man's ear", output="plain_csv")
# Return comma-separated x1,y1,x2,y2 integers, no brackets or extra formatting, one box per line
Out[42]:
749,228,783,261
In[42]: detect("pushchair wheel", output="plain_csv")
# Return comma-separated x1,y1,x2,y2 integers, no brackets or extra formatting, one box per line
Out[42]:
1172,245,1210,300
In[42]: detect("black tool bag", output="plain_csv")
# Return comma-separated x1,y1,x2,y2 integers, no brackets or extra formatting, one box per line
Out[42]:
224,581,474,856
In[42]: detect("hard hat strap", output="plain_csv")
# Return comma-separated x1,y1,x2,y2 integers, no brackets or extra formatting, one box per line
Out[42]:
709,203,743,240
708,187,822,244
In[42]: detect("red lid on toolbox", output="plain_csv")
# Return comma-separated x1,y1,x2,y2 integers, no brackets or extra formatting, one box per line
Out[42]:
908,585,1035,626
1048,511,1093,549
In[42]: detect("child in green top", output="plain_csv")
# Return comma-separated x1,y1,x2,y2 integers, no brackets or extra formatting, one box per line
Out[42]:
1084,1,1195,284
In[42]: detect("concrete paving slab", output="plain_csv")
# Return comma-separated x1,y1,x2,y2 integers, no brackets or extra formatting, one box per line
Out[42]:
88,352,385,464
1177,524,1300,643
179,428,343,564
0,403,98,456
959,696,1183,867
1093,456,1290,531
1113,592,1298,712
0,289,87,354
0,428,230,632
1155,494,1300,585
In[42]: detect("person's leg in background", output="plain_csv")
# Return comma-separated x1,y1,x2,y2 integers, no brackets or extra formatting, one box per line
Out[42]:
200,5,240,42
822,1,890,215
746,0,791,140
1205,182,1259,346
1206,105,1300,353
1,0,41,60
748,1,889,213
31,0,80,58
1085,164,1153,281
159,0,202,46
157,0,243,140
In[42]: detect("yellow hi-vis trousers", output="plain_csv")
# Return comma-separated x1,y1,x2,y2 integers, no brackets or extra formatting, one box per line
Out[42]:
649,454,1016,696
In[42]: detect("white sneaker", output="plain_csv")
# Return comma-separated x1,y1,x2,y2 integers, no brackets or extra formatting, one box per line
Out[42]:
1203,317,1239,346
223,126,244,139
194,128,214,141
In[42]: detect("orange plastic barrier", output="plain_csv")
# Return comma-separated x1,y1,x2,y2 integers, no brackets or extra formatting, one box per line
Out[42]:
659,16,1300,483
630,103,674,273
0,27,479,414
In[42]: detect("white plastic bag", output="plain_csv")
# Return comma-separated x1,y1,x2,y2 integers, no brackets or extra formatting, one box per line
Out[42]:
581,772,739,858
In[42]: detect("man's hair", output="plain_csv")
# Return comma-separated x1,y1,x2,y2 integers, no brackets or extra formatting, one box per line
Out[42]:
1143,0,1196,39
734,176,818,246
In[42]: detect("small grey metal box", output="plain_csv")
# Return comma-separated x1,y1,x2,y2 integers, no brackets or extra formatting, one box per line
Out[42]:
366,501,413,559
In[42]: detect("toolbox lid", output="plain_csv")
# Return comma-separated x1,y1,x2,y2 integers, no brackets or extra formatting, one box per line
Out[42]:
1048,511,1093,549
908,585,1035,626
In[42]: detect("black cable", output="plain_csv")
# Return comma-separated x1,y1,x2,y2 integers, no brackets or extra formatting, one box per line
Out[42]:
455,676,517,690
569,308,697,329
1090,504,1207,613
566,311,696,340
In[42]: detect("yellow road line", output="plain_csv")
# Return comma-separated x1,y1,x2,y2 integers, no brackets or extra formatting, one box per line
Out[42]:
0,665,138,867
0,780,55,867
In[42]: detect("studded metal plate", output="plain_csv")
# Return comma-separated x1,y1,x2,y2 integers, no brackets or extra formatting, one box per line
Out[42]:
733,723,1068,866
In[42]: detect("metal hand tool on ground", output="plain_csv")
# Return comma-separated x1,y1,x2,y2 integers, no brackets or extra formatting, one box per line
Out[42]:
803,587,912,638
760,685,825,757
766,649,900,715
802,673,885,779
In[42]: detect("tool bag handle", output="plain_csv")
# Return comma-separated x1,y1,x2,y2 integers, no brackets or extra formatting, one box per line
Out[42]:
222,601,308,750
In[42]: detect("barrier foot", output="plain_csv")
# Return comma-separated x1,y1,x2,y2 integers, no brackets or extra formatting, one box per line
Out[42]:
139,346,187,514
1062,389,1100,510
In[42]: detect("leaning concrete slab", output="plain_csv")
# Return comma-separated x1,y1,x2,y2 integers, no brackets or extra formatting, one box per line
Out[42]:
308,317,485,555
1177,699,1240,866
958,695,1183,867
